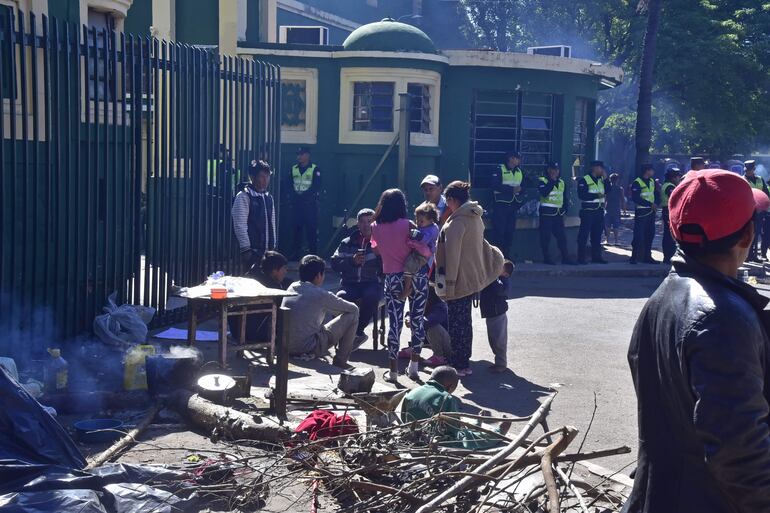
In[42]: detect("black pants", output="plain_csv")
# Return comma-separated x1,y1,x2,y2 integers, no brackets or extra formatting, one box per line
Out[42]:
492,202,518,258
760,213,770,258
631,211,655,262
577,209,605,261
290,197,318,256
539,215,569,262
337,281,383,336
661,208,676,262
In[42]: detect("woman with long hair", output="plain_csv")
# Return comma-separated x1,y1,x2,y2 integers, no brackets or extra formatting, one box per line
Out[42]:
370,189,429,382
435,181,504,376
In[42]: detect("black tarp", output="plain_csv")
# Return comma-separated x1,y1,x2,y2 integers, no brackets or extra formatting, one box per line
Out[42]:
0,367,198,512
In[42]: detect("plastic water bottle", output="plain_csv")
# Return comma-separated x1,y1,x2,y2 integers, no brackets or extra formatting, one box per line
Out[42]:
743,270,750,283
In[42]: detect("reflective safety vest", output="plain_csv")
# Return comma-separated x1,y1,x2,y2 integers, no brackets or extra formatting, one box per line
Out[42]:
581,174,605,209
501,164,523,187
746,175,765,191
539,177,565,209
635,177,655,204
494,164,524,203
660,181,675,208
292,164,316,193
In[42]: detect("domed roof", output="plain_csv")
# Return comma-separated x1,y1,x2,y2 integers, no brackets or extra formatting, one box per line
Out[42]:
342,18,437,54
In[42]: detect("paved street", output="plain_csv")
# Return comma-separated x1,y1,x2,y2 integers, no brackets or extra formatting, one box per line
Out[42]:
344,274,664,474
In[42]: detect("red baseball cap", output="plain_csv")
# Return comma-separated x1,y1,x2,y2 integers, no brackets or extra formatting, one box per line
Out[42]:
753,188,770,212
669,169,756,244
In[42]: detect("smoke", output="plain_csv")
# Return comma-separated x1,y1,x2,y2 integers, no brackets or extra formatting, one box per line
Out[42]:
0,291,59,368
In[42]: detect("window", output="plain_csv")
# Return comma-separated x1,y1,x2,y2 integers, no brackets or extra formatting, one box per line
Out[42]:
87,8,115,101
572,98,589,177
0,4,14,99
280,68,318,144
469,90,554,189
408,83,431,134
281,79,307,132
519,92,553,169
352,81,394,132
339,68,440,146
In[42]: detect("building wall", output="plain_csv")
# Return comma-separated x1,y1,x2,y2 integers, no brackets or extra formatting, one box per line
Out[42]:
123,0,151,35
175,0,218,45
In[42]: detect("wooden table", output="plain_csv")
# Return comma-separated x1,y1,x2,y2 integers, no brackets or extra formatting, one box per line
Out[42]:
184,293,287,369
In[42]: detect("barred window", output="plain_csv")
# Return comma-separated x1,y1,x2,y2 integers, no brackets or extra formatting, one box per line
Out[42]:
572,98,589,177
407,83,431,134
281,79,307,132
352,81,394,132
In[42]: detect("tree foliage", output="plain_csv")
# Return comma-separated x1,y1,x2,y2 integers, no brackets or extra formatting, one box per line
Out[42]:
458,0,770,159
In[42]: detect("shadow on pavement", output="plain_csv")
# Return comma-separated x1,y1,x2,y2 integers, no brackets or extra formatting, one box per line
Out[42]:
509,275,663,300
459,360,553,418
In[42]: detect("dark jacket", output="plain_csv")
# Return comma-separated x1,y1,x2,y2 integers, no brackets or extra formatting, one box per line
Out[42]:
479,276,509,318
330,229,382,285
231,184,276,256
624,252,770,513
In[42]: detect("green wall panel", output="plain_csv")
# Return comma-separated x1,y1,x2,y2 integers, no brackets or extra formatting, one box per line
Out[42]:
175,0,218,45
124,0,152,36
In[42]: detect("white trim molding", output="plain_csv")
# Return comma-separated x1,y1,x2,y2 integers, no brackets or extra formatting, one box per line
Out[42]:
338,67,440,147
237,47,449,64
277,0,360,32
280,67,318,144
443,50,623,87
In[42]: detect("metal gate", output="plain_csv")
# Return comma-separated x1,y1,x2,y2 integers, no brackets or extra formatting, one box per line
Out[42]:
0,10,281,359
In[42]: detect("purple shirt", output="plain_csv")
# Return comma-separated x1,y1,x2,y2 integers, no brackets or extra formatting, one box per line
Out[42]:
371,218,411,274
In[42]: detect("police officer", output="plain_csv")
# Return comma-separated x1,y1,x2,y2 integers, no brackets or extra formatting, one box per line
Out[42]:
660,167,682,262
690,156,706,172
286,147,322,258
577,160,608,264
538,163,574,265
630,164,659,264
743,160,768,261
492,151,524,259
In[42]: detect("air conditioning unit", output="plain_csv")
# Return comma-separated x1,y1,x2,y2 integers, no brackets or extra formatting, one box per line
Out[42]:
279,26,329,45
527,45,572,58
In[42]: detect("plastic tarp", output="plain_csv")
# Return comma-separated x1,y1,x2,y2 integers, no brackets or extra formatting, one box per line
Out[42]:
0,367,197,512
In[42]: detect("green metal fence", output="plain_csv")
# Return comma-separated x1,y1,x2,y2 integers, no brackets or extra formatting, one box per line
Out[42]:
0,10,281,360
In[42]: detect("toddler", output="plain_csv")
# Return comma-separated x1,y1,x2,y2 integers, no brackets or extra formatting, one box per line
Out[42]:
479,260,514,373
401,202,439,300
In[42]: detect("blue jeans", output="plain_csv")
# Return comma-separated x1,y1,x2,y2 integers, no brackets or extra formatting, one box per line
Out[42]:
337,281,383,335
384,271,428,360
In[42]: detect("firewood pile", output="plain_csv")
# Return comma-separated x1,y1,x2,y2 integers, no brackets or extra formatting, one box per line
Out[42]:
281,393,632,512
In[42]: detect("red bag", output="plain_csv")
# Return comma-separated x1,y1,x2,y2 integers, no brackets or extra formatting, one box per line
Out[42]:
294,410,358,441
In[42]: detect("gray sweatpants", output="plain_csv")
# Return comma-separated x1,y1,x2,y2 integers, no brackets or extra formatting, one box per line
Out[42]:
485,313,508,367
315,310,359,366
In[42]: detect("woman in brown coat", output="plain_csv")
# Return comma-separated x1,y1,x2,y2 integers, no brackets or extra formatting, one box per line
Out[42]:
435,181,503,376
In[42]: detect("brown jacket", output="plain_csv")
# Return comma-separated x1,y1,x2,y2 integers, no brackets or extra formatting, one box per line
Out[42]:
435,201,504,301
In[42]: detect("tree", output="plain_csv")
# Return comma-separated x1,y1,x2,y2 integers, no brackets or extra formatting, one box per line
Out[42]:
633,0,662,174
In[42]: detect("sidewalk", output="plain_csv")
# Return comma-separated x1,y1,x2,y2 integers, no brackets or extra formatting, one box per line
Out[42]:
514,215,670,278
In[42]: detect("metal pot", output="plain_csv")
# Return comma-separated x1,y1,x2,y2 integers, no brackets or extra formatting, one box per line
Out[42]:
197,374,236,404
146,354,200,396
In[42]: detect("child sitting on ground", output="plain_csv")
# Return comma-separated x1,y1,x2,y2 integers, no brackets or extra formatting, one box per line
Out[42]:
400,202,440,300
479,260,514,373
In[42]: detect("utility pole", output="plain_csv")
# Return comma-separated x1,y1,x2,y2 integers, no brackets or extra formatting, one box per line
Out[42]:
397,93,411,190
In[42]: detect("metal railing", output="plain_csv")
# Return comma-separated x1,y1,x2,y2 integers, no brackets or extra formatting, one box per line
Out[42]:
0,10,281,359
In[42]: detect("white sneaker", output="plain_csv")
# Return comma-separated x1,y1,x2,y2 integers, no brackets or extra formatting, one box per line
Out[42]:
407,361,420,380
384,370,398,383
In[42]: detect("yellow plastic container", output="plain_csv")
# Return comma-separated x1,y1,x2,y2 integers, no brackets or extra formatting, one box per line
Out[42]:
123,345,156,390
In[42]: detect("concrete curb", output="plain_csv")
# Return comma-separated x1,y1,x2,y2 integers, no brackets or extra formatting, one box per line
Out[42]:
513,265,670,278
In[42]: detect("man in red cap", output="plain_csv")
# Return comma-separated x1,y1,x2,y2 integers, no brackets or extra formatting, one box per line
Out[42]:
624,169,770,513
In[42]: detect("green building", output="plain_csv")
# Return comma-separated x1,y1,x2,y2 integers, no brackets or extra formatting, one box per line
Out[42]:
240,19,622,259
4,0,622,260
